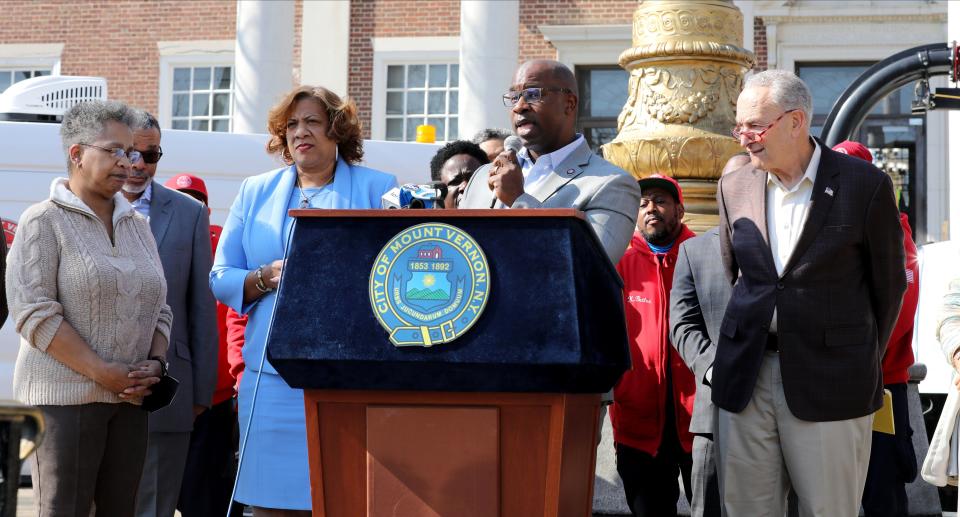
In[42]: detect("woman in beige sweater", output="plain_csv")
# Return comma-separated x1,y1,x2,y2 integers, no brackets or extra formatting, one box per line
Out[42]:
5,100,173,516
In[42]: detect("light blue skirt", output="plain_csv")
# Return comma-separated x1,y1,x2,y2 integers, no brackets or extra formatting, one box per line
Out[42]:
235,370,311,509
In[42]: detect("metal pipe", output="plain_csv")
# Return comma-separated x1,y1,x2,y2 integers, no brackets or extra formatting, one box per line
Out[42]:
821,43,953,147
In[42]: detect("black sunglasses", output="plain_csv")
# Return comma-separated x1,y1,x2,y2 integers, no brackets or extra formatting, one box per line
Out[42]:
139,146,163,164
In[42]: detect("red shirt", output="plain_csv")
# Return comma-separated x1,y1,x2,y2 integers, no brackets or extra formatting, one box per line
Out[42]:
611,227,697,455
882,213,918,385
210,224,238,404
226,308,247,389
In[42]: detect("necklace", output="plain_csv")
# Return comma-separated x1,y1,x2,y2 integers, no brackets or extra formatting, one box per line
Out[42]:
296,171,334,208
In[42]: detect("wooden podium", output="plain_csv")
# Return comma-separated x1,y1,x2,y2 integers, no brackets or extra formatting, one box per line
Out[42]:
268,210,630,517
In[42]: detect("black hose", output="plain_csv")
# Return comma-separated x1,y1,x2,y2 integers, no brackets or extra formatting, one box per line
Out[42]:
821,43,952,146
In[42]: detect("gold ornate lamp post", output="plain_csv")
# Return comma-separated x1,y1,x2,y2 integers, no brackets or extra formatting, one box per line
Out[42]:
603,0,755,231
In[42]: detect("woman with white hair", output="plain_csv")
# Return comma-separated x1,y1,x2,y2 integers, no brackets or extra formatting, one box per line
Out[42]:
4,100,172,516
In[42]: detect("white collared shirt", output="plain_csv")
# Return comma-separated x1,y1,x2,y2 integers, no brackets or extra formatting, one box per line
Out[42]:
516,134,585,193
129,182,153,220
495,134,586,208
767,139,820,333
767,139,821,275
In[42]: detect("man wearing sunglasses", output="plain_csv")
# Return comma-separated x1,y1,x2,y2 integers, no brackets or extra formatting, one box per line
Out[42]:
124,111,218,517
713,70,906,516
458,59,641,264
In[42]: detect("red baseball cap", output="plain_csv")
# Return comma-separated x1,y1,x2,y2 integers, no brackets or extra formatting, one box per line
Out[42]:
832,141,874,163
637,173,683,204
165,173,208,203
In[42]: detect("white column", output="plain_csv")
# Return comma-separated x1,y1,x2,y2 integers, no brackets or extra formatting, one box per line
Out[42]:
734,0,754,53
458,0,519,140
233,0,295,134
301,0,350,96
949,0,960,240
765,21,778,69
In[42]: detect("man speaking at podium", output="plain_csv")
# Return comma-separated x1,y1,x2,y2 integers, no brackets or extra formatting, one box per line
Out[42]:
458,60,641,263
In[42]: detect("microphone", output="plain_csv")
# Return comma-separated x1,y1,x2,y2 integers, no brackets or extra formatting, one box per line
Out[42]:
381,182,448,209
503,135,522,155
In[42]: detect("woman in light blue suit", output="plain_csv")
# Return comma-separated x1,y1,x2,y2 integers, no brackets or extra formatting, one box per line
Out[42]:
210,86,397,515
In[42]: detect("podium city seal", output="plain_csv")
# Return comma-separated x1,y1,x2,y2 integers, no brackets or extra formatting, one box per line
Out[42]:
369,222,491,347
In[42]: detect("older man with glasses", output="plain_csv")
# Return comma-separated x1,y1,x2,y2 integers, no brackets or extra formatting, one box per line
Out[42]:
458,59,641,264
124,111,219,517
714,70,906,516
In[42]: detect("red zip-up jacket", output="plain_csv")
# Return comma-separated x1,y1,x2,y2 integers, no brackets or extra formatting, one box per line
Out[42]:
226,307,247,389
210,224,234,406
882,213,918,385
611,226,697,455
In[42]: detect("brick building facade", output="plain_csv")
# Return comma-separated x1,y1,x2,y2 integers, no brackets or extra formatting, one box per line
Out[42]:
0,0,304,128
0,1,949,245
0,0,643,139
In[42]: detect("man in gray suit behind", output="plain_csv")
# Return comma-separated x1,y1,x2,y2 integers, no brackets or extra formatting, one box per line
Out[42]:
669,154,749,517
458,60,641,263
123,111,218,517
670,226,730,517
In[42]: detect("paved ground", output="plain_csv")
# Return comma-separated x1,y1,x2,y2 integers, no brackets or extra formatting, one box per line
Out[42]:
12,489,959,516
15,490,185,516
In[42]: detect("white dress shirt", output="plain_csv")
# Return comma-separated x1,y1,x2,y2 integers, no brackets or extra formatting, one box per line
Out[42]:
496,134,586,208
767,139,820,332
517,134,585,192
129,182,153,220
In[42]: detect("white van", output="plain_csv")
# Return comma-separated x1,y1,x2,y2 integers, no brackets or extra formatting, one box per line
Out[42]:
0,119,439,399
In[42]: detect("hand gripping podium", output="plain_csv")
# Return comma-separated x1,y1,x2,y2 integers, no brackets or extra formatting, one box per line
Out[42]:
268,209,630,517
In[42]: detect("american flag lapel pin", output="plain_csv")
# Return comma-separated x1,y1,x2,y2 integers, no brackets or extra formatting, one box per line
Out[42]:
824,187,834,197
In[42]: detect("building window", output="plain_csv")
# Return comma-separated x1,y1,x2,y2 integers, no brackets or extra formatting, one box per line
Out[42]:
796,62,921,136
157,40,235,131
384,63,458,142
575,66,629,151
0,69,51,93
169,65,233,132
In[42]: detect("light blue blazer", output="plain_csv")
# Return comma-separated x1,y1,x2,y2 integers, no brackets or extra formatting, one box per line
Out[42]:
210,159,397,374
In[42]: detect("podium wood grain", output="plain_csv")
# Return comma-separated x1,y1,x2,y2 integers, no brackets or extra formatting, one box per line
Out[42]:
303,391,601,517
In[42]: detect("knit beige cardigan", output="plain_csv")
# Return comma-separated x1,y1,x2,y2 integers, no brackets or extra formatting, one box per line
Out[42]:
5,178,173,405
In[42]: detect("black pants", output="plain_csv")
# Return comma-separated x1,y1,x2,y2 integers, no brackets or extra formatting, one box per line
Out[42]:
616,397,692,516
861,383,917,517
177,399,243,517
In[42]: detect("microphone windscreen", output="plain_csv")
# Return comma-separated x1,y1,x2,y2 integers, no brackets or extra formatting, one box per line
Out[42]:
428,181,448,198
381,187,402,209
503,135,522,154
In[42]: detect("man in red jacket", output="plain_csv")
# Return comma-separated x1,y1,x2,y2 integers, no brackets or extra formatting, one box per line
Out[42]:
833,141,920,517
612,174,697,516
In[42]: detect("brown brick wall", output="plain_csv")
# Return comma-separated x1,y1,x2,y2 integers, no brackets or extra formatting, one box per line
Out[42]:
518,0,636,61
754,16,768,71
348,0,460,138
0,0,303,120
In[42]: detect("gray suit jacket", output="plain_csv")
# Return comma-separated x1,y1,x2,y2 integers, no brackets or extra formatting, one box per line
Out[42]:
670,227,731,434
458,139,641,263
148,182,218,433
